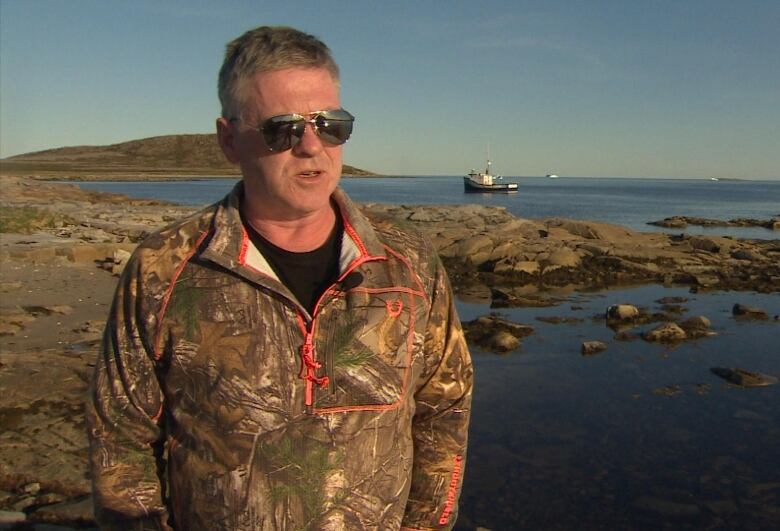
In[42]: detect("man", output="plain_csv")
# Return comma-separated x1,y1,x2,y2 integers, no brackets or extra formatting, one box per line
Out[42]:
86,26,472,530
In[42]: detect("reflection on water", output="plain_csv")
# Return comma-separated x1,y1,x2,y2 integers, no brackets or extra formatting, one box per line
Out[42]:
455,285,780,530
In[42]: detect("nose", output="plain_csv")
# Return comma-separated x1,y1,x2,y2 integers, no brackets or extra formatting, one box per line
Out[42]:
292,120,325,156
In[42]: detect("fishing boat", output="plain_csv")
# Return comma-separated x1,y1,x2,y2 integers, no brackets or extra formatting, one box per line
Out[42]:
547,174,559,179
464,160,518,193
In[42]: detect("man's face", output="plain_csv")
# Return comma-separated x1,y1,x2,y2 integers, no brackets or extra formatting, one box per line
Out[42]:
217,67,344,221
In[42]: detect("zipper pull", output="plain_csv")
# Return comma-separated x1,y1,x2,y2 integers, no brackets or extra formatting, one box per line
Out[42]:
299,327,329,407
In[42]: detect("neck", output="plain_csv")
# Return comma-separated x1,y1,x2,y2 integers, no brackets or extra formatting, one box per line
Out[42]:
242,200,338,252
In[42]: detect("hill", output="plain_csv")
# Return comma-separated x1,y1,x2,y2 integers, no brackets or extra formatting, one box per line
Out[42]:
0,134,376,179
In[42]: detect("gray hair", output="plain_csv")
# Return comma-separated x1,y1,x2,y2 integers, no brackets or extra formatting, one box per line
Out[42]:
218,26,340,119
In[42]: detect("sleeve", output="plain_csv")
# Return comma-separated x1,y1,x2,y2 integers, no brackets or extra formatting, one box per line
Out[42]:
401,256,473,530
84,254,173,530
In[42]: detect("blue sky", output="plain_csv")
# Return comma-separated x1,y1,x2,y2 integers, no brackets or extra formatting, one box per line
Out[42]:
1,0,778,179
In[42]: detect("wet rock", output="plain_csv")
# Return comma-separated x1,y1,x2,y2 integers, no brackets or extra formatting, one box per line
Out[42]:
642,322,687,342
652,385,682,396
679,316,716,338
462,314,534,354
581,341,607,356
606,304,639,321
535,315,584,324
613,331,639,341
732,303,769,320
490,287,558,308
488,331,521,353
656,296,689,304
659,304,687,315
710,367,779,387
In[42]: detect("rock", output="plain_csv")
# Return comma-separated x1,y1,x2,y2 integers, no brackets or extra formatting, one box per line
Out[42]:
730,248,764,261
732,303,768,320
462,314,534,354
710,367,779,387
581,341,607,355
606,304,639,321
679,316,716,338
112,248,132,264
652,385,682,396
488,331,521,353
614,331,639,341
22,304,74,316
0,510,26,525
535,316,584,324
22,482,41,494
642,322,687,342
545,248,581,268
27,495,94,525
656,296,688,304
648,217,688,228
689,237,721,253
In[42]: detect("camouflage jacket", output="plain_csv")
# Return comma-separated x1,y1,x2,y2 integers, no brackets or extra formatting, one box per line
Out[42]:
86,184,473,530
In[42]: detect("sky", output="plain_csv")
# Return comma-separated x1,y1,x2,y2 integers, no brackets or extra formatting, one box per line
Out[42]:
1,0,778,179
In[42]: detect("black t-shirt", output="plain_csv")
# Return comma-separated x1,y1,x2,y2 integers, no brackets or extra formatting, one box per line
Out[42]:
242,213,342,314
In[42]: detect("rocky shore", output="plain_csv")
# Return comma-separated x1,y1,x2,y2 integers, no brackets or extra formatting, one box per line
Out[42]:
1,174,778,529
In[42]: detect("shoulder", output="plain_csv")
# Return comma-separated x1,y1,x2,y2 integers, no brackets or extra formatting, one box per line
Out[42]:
127,202,218,281
362,208,442,285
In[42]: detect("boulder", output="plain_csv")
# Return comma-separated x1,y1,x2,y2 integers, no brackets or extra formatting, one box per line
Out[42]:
488,331,521,353
679,316,716,338
462,314,534,354
642,322,687,342
606,304,640,321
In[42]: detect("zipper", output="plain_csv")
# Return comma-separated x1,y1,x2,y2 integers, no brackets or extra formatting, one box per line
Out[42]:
299,321,329,410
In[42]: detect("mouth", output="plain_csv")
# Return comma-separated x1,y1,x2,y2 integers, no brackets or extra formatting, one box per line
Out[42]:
297,170,323,178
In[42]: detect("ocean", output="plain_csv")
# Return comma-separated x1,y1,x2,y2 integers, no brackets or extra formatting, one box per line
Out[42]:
75,175,780,239
74,176,780,530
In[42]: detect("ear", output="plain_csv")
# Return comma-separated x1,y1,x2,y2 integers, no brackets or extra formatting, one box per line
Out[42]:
216,117,240,164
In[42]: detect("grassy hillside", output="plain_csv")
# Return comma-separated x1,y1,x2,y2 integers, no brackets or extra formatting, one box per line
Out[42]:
1,134,375,179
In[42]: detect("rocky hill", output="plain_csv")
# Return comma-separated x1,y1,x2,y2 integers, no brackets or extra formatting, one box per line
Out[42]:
0,134,375,179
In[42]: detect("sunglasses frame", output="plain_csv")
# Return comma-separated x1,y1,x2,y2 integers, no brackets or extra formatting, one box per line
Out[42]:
233,109,354,153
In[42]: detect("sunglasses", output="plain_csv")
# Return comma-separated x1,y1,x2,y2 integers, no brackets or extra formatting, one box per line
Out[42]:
237,108,355,153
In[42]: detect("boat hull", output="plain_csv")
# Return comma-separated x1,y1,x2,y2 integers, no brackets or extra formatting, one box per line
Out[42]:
463,177,518,193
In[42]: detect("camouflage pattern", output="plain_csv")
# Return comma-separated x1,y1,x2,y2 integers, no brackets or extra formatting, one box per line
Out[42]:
86,183,473,530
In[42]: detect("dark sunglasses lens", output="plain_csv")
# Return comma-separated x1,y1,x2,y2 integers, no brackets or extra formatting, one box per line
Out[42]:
315,111,354,145
263,116,305,152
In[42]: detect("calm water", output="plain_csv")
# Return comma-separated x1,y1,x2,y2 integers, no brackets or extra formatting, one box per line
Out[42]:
75,176,780,239
73,177,780,529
